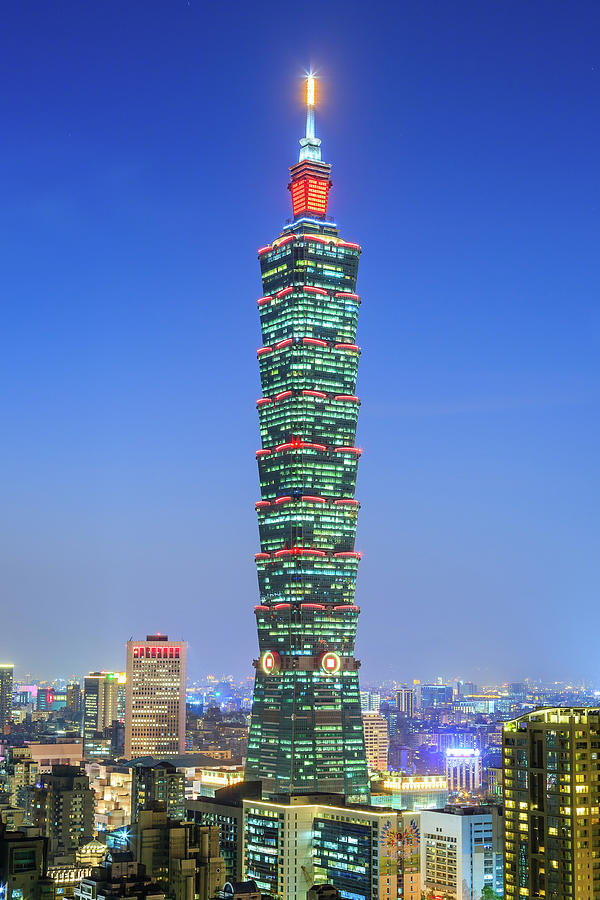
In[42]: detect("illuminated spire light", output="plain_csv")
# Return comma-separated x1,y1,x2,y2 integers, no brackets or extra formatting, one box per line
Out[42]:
300,71,321,162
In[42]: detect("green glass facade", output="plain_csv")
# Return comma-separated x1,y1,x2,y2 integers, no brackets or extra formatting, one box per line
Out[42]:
245,104,369,802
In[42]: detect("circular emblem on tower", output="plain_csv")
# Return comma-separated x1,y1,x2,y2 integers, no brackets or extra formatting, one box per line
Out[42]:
319,651,341,675
260,650,281,675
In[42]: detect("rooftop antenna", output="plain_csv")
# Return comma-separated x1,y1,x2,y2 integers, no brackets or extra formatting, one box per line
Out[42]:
299,73,322,162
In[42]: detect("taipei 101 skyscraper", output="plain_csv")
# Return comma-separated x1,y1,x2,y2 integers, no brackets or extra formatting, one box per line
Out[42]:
245,76,370,801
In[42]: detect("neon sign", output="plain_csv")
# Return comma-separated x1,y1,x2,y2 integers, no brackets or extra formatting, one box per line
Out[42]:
133,647,180,659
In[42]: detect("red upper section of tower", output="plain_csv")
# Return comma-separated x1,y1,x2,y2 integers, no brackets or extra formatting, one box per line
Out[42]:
289,162,331,218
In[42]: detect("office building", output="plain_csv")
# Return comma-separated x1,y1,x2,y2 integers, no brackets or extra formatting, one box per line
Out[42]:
420,806,503,899
0,664,14,729
0,822,54,900
125,635,187,759
83,672,126,757
245,74,369,802
396,687,414,718
456,681,477,697
416,683,454,711
24,766,95,863
243,794,401,900
445,748,482,793
362,713,389,771
131,761,185,822
36,689,64,712
503,707,600,899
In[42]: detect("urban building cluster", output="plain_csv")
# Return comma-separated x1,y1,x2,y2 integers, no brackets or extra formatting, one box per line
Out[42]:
2,76,597,900
3,654,598,900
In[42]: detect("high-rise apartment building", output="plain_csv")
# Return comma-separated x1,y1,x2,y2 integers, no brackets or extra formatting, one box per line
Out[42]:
503,707,600,899
5,747,40,807
420,806,503,899
125,635,187,759
445,748,483,793
25,765,95,862
362,713,389,772
131,761,185,822
66,682,82,714
0,664,14,729
83,671,126,756
245,75,369,801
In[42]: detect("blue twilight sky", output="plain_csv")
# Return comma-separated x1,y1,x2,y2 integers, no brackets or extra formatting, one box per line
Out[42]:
1,1,599,686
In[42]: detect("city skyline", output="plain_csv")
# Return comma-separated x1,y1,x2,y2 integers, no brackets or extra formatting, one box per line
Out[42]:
2,1,599,683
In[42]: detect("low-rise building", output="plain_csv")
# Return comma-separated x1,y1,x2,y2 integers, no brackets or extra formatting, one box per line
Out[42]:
370,773,448,811
73,851,164,900
46,842,108,900
25,743,83,773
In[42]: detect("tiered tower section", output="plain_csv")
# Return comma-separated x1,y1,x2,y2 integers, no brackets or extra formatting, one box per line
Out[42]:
245,78,369,802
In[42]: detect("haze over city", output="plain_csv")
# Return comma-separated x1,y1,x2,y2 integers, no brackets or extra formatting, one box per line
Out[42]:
2,0,599,684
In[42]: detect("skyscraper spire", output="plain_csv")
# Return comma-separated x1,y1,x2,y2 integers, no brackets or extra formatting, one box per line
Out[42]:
299,73,322,162
290,73,331,220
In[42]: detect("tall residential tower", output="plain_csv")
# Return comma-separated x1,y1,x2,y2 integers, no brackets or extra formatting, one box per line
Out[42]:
245,76,369,801
503,707,600,899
